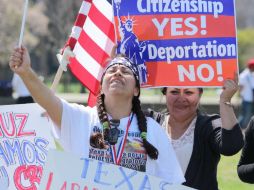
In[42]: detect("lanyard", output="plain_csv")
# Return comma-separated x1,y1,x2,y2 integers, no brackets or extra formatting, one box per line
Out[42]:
110,113,134,165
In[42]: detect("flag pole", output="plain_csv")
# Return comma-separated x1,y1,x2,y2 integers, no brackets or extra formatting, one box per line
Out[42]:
50,47,74,92
18,0,29,48
50,67,64,92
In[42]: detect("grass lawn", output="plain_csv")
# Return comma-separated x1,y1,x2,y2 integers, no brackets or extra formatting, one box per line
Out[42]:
218,153,253,190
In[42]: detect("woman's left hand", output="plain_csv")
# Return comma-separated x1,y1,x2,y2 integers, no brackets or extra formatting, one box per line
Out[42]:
220,72,239,102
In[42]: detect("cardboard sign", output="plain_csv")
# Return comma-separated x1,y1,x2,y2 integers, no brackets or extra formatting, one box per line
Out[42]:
39,150,195,190
0,103,56,190
113,0,238,87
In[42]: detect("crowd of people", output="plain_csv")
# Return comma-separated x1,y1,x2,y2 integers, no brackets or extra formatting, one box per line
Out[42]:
9,45,254,189
238,59,254,129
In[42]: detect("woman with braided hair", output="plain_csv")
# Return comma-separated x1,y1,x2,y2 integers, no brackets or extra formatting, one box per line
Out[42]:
9,46,184,183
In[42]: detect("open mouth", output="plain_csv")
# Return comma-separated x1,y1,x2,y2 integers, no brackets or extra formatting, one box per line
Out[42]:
110,78,124,85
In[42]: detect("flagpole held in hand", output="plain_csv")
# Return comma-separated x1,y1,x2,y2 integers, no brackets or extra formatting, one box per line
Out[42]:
15,0,29,69
50,47,74,92
18,0,29,48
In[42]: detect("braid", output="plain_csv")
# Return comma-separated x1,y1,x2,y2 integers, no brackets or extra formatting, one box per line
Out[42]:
132,96,159,159
89,93,109,149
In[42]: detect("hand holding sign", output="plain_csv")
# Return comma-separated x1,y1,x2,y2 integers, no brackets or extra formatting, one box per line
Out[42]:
220,72,239,102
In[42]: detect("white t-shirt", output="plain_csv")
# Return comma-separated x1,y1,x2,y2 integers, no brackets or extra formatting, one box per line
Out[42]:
54,99,185,184
12,73,31,97
239,68,254,102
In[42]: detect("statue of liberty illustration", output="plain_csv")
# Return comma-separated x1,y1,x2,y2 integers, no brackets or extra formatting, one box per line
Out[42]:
114,0,148,84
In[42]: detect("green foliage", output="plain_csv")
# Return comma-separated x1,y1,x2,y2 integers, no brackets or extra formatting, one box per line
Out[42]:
237,28,254,71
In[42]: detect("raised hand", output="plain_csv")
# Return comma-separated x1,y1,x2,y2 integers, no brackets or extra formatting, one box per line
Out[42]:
9,46,31,76
220,72,239,102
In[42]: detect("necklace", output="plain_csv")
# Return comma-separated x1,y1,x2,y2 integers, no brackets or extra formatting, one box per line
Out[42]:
108,119,121,145
110,113,134,165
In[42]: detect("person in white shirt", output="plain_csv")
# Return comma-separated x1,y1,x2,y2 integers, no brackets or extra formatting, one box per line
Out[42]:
9,46,184,183
12,73,33,104
239,59,254,129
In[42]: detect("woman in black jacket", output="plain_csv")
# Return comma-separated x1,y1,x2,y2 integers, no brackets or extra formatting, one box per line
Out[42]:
148,74,244,190
238,116,254,183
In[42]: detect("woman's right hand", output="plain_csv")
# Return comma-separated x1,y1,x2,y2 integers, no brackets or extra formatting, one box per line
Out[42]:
9,46,31,76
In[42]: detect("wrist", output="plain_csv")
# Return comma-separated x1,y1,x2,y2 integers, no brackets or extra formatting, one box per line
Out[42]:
220,96,232,103
19,68,35,79
220,100,234,108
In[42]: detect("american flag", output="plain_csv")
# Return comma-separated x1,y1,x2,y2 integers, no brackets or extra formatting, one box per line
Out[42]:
64,0,115,106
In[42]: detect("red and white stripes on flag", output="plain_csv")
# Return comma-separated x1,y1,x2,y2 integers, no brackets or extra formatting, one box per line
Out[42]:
65,0,115,97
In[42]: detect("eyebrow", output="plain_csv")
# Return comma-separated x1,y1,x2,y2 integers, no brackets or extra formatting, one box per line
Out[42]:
171,88,192,91
110,64,126,68
107,65,132,72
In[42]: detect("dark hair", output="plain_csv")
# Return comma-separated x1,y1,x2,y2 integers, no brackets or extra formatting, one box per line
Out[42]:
90,93,159,160
131,96,158,159
161,87,203,95
90,93,109,149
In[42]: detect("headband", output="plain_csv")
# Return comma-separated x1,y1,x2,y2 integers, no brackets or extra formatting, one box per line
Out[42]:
102,56,140,84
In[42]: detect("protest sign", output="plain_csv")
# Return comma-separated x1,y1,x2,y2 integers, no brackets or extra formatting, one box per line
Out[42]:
39,150,195,190
113,0,238,87
0,103,56,190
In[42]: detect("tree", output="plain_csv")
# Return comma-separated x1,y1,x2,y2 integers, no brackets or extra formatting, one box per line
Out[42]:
0,0,23,68
43,0,80,52
0,0,48,79
237,29,254,71
40,0,82,91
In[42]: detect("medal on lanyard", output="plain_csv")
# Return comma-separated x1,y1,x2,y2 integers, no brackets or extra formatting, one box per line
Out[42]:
108,119,120,145
110,113,134,165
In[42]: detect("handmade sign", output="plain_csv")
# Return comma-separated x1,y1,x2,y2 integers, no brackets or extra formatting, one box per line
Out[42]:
0,103,56,190
39,150,195,190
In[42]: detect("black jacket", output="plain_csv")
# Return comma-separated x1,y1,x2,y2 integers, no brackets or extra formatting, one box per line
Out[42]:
148,110,244,190
238,116,254,183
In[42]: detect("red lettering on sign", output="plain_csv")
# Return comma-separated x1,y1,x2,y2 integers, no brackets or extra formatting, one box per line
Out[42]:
14,165,42,190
